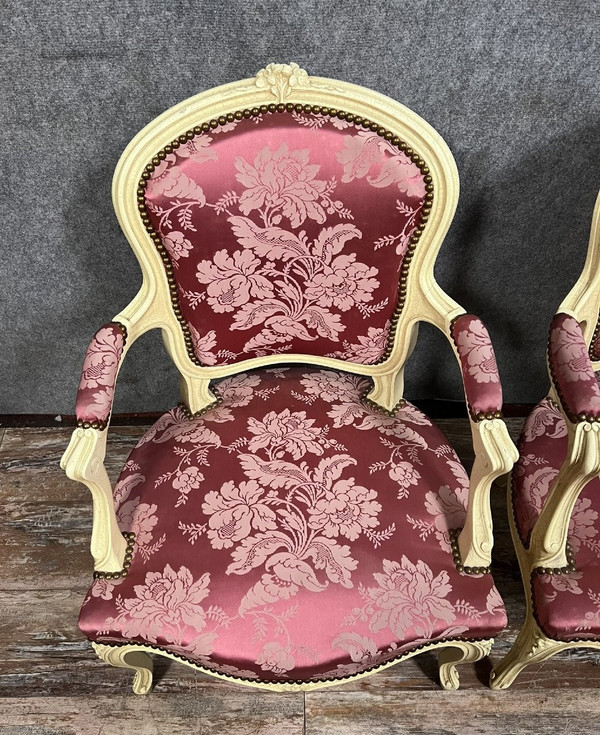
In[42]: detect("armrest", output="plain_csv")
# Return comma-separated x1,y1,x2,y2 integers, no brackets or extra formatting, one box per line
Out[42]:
61,321,129,573
548,313,600,422
526,314,600,568
447,314,517,568
450,314,503,421
75,322,128,429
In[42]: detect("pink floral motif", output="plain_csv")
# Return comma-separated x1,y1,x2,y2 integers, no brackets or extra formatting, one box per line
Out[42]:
367,557,456,638
175,135,218,164
519,466,559,536
247,409,324,459
255,641,295,674
331,632,378,663
337,131,426,198
118,497,158,546
423,485,468,551
202,480,277,549
76,324,125,424
196,249,274,313
305,256,379,312
235,143,330,228
163,231,193,264
454,319,501,385
522,400,567,443
568,497,599,554
326,325,390,363
104,565,212,644
189,325,218,366
486,586,504,615
78,326,124,390
389,462,421,498
146,155,206,202
308,477,381,541
300,370,368,402
172,466,205,506
548,314,600,417
551,317,596,383
91,578,118,601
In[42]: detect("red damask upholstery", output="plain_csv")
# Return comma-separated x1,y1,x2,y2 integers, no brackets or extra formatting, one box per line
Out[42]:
79,368,506,683
450,315,503,419
144,112,427,365
513,396,600,640
75,323,126,426
548,314,600,420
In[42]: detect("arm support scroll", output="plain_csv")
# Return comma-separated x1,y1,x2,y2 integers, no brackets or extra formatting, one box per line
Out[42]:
61,321,130,572
448,314,518,568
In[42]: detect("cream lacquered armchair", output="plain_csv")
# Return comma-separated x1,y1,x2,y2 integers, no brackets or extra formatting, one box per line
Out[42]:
491,193,600,689
61,63,517,694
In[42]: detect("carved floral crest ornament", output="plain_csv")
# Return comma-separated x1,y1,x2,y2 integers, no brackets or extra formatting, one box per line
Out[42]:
61,64,518,694
255,63,311,102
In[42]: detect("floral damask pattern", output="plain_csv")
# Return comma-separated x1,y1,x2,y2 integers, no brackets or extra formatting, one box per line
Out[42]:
76,323,125,424
80,367,506,681
450,315,503,417
548,313,600,419
513,394,600,640
144,111,427,365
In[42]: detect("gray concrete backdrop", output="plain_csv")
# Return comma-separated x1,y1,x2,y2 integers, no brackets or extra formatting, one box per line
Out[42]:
2,0,599,414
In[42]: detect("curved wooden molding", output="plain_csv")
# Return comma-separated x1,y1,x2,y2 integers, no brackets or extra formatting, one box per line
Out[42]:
458,419,519,568
61,428,126,571
91,637,494,694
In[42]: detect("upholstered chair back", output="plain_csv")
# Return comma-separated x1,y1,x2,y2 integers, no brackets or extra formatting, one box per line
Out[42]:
141,107,430,368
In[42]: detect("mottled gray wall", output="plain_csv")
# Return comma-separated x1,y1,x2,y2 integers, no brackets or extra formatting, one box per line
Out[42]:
2,0,599,414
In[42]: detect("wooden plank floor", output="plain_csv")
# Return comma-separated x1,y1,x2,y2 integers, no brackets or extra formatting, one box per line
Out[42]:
2,420,600,733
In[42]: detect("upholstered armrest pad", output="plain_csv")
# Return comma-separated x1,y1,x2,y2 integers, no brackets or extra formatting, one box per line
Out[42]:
548,313,600,421
450,314,503,420
75,322,127,427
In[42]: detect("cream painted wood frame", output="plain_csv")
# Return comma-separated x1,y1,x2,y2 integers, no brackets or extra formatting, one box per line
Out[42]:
491,192,600,690
61,63,517,693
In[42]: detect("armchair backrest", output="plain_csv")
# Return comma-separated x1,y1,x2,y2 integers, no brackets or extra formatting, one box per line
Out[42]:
113,64,461,410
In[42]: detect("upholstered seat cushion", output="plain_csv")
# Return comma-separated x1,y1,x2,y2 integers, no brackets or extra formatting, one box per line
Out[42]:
513,396,600,641
80,367,506,683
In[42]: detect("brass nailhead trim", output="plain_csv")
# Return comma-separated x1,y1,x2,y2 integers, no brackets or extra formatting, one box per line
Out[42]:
91,633,492,687
77,322,128,431
448,315,503,423
138,108,433,369
93,532,136,580
449,528,492,575
589,316,600,362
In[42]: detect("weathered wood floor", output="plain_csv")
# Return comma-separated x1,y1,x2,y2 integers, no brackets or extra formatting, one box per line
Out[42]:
2,420,600,734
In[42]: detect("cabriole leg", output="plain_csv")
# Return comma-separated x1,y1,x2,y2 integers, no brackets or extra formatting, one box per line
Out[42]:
438,639,492,690
92,643,154,694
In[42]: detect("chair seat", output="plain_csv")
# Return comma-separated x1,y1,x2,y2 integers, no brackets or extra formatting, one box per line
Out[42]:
79,367,506,683
513,396,600,641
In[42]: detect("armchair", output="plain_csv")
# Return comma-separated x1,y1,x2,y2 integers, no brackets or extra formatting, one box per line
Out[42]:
491,193,600,689
62,63,516,694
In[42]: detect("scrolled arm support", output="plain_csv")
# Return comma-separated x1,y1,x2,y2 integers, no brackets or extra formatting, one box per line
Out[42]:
458,418,518,568
61,427,127,571
447,314,517,567
531,421,600,569
62,321,130,572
